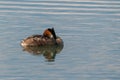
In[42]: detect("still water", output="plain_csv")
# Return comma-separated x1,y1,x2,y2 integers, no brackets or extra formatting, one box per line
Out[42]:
0,0,120,80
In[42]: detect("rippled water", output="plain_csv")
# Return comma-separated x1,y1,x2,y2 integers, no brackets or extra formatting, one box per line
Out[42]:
0,0,120,80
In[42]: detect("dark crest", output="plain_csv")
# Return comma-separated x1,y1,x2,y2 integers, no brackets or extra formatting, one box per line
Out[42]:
48,28,57,39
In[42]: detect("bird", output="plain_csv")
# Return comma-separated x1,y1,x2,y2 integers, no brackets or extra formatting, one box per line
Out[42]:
21,28,63,47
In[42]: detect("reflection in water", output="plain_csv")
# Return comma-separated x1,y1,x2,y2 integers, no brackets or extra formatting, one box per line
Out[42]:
21,45,63,62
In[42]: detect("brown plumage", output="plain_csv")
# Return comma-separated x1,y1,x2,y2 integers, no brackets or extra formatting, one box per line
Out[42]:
21,28,63,47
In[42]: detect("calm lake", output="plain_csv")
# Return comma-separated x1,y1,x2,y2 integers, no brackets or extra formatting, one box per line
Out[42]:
0,0,120,80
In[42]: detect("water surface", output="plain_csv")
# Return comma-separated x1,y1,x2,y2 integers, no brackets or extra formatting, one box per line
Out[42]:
0,0,120,80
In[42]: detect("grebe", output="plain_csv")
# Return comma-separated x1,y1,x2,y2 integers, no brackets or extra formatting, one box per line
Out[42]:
21,28,63,47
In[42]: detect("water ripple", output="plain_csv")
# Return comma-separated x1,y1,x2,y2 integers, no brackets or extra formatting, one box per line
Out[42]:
0,0,120,80
0,0,119,16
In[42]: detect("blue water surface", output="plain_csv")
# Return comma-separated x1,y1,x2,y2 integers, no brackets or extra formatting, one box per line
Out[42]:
0,0,120,80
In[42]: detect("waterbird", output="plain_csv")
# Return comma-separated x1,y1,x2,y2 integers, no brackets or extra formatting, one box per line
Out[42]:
21,28,63,47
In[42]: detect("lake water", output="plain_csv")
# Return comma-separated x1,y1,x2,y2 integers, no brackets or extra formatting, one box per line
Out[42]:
0,0,120,80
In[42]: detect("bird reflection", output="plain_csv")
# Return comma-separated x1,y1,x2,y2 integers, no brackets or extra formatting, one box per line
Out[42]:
21,45,63,62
